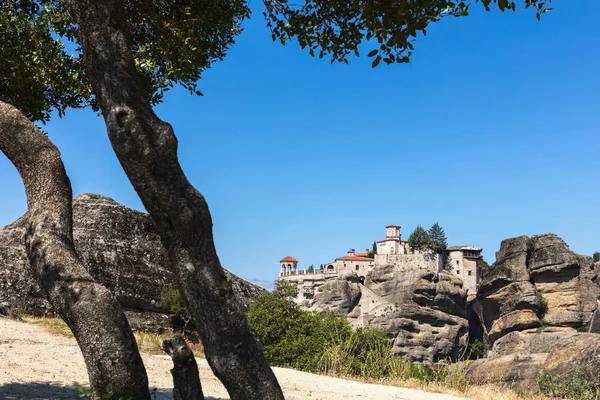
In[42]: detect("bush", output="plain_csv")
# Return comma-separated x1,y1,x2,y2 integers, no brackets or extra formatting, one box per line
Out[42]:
160,286,188,318
536,293,548,319
247,281,352,371
538,366,600,400
247,280,469,393
8,304,26,321
468,339,486,360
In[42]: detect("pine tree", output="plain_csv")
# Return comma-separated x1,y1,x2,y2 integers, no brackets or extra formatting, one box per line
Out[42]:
594,252,600,263
428,223,448,253
408,225,431,253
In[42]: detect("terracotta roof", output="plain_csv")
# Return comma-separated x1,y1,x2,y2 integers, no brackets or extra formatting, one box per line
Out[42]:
445,246,482,252
280,256,298,263
377,238,401,243
386,224,400,228
335,256,375,262
354,252,369,257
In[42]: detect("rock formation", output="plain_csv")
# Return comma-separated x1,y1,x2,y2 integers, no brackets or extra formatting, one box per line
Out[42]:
304,266,469,363
0,193,263,329
467,234,600,391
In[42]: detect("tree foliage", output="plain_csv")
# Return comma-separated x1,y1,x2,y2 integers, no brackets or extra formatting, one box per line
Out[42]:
593,252,600,263
408,225,431,252
264,0,553,67
428,223,448,253
0,0,249,123
246,280,353,371
367,241,377,258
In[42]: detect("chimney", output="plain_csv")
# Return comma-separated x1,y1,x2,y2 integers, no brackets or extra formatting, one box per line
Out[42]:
348,248,355,256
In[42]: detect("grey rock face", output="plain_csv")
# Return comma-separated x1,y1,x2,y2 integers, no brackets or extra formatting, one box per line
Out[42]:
301,265,469,363
468,233,600,391
310,278,362,315
368,270,468,363
0,193,263,324
477,234,599,347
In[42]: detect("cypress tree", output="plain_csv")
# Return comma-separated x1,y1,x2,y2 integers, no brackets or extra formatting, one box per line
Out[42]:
428,223,448,253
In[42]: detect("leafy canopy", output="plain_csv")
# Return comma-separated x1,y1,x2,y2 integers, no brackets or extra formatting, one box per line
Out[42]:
264,0,552,67
408,225,431,252
593,252,600,263
0,0,249,123
3,0,551,123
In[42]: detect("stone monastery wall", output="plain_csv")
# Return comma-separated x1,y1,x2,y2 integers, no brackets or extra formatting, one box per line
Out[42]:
375,253,443,273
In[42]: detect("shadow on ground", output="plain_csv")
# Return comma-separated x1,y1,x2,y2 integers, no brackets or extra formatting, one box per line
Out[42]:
0,382,227,400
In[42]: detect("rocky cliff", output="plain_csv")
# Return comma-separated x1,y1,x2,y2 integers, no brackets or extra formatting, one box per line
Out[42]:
467,234,600,390
304,266,469,363
0,193,263,327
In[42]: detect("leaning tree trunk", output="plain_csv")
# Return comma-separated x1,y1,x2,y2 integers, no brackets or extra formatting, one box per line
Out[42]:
0,101,150,400
70,1,285,399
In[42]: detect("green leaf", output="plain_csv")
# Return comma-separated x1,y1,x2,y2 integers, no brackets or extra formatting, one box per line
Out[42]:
371,56,381,68
367,49,378,57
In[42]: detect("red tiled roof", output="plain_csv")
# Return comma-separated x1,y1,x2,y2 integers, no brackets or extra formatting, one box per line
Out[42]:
386,224,400,228
280,256,298,263
335,256,374,262
354,252,369,257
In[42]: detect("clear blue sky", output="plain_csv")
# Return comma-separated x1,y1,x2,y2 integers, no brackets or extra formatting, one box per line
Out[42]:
1,1,599,284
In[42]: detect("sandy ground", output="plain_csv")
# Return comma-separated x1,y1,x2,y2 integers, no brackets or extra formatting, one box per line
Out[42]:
0,317,468,400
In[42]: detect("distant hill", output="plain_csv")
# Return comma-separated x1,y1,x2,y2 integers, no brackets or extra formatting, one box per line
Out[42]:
246,278,276,291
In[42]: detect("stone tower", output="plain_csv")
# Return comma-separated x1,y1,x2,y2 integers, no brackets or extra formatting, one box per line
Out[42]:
279,256,298,276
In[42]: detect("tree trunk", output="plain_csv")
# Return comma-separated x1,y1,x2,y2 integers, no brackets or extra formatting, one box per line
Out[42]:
0,101,150,400
70,1,285,399
162,335,205,400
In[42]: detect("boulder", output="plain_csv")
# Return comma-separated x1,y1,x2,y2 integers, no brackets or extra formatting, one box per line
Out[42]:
0,193,263,327
310,278,361,315
468,234,600,391
366,270,468,363
302,265,469,363
467,330,600,391
476,234,599,346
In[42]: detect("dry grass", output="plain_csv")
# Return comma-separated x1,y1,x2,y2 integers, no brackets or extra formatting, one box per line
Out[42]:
26,317,205,358
27,317,73,337
134,332,170,354
390,379,554,400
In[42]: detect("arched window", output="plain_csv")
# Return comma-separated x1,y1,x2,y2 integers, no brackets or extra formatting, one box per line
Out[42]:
327,265,334,271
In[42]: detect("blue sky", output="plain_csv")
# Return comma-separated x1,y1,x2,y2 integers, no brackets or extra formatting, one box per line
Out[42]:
1,1,599,284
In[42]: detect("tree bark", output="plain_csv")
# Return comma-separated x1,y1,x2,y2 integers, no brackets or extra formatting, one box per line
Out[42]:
162,335,205,400
0,101,150,400
70,1,285,399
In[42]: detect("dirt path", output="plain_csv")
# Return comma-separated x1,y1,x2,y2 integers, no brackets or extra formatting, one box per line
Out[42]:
0,318,468,400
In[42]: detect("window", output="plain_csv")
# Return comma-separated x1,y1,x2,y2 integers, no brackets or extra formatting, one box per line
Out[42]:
468,270,472,276
457,270,460,275
355,265,360,271
456,260,459,265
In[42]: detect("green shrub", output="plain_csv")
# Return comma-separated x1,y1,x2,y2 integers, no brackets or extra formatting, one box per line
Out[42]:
247,281,352,371
467,339,486,360
538,366,600,400
536,293,548,319
247,280,469,392
160,287,188,318
8,304,26,321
